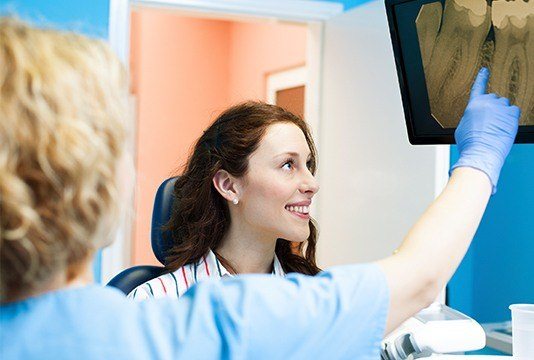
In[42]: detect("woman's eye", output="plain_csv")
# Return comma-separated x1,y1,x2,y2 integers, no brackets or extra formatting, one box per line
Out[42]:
282,160,294,170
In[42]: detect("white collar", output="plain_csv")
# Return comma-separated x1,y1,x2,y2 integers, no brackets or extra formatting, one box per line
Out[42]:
206,249,285,277
272,254,285,276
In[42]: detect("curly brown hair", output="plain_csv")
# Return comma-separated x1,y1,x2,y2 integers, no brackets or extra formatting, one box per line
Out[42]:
164,101,321,275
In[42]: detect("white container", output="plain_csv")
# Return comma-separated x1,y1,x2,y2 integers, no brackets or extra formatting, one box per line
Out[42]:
509,304,534,359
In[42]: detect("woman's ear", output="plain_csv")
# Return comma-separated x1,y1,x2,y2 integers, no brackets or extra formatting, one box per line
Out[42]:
212,170,239,202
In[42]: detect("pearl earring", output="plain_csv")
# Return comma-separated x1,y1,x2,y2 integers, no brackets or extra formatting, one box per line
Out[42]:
232,198,239,205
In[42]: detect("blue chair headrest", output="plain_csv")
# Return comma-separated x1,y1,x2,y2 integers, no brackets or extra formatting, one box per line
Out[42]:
151,176,179,264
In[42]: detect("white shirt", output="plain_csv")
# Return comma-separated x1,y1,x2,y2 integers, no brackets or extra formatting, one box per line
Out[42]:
128,249,286,300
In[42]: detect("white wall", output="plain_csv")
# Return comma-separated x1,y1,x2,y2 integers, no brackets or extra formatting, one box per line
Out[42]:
316,1,440,267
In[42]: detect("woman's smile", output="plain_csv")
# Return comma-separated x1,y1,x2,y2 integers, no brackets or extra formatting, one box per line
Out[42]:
285,200,311,220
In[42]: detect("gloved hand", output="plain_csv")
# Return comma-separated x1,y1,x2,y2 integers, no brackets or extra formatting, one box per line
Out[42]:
450,67,521,194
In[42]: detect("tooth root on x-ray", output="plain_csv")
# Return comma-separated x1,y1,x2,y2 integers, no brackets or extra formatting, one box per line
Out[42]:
417,0,534,128
419,0,491,128
416,2,443,70
490,0,534,126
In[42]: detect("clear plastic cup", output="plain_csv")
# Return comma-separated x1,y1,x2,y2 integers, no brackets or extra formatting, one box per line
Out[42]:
509,304,534,359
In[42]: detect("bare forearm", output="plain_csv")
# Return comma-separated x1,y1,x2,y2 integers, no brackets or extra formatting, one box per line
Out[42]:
378,167,492,332
378,67,519,334
398,167,490,286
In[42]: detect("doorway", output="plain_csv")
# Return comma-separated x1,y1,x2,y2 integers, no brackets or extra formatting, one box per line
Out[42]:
130,9,312,266
105,0,444,292
267,65,306,119
102,0,342,279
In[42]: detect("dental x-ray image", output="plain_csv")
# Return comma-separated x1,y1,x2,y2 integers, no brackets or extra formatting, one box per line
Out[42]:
416,0,533,128
385,0,534,143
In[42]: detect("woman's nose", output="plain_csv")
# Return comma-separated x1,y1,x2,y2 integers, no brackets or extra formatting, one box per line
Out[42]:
299,171,320,195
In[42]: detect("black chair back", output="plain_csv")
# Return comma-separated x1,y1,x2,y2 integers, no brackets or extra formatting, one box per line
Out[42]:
107,177,179,294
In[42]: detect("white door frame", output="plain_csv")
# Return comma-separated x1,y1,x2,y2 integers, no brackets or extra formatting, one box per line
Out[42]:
266,66,307,105
265,63,322,163
102,0,342,282
266,65,308,126
109,0,343,65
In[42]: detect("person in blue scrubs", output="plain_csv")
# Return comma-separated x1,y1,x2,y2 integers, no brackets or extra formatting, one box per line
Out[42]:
0,18,521,359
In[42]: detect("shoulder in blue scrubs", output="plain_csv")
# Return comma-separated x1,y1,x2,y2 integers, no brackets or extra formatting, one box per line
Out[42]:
0,263,388,359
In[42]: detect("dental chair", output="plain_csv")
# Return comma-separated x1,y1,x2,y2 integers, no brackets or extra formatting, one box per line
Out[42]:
107,176,179,295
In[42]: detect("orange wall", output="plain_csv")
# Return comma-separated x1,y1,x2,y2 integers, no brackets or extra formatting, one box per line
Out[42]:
228,21,307,103
130,9,231,265
130,9,306,266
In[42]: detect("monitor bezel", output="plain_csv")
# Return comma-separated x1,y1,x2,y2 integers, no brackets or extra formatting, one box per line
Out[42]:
384,0,534,144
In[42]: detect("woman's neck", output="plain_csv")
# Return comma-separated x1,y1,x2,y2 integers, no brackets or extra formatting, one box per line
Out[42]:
216,224,277,274
3,259,93,304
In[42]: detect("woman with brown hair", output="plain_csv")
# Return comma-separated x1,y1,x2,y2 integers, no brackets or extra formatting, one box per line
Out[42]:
1,17,522,359
129,101,321,299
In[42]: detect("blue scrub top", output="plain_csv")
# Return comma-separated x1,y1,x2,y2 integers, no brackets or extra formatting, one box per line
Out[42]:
0,263,389,359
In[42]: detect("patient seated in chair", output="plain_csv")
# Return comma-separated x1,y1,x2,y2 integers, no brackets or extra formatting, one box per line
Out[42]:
129,102,321,300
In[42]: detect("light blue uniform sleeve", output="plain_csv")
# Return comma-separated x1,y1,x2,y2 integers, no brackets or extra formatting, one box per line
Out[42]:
139,263,389,359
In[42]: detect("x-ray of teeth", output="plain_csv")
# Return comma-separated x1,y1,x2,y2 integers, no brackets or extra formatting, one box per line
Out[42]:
416,0,534,128
491,0,534,125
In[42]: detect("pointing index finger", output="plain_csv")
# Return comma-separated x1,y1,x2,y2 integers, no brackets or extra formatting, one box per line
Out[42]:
470,67,489,100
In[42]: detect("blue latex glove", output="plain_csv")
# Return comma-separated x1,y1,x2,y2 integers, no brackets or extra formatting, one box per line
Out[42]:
450,67,520,194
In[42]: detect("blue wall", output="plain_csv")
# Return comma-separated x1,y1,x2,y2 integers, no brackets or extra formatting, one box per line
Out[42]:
0,1,109,38
326,0,534,324
1,0,110,282
317,0,372,10
448,144,534,323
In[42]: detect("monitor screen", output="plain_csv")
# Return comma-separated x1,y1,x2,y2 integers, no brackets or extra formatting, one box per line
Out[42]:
385,0,534,144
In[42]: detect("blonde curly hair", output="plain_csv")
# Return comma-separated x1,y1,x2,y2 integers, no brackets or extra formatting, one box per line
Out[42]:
0,18,128,302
